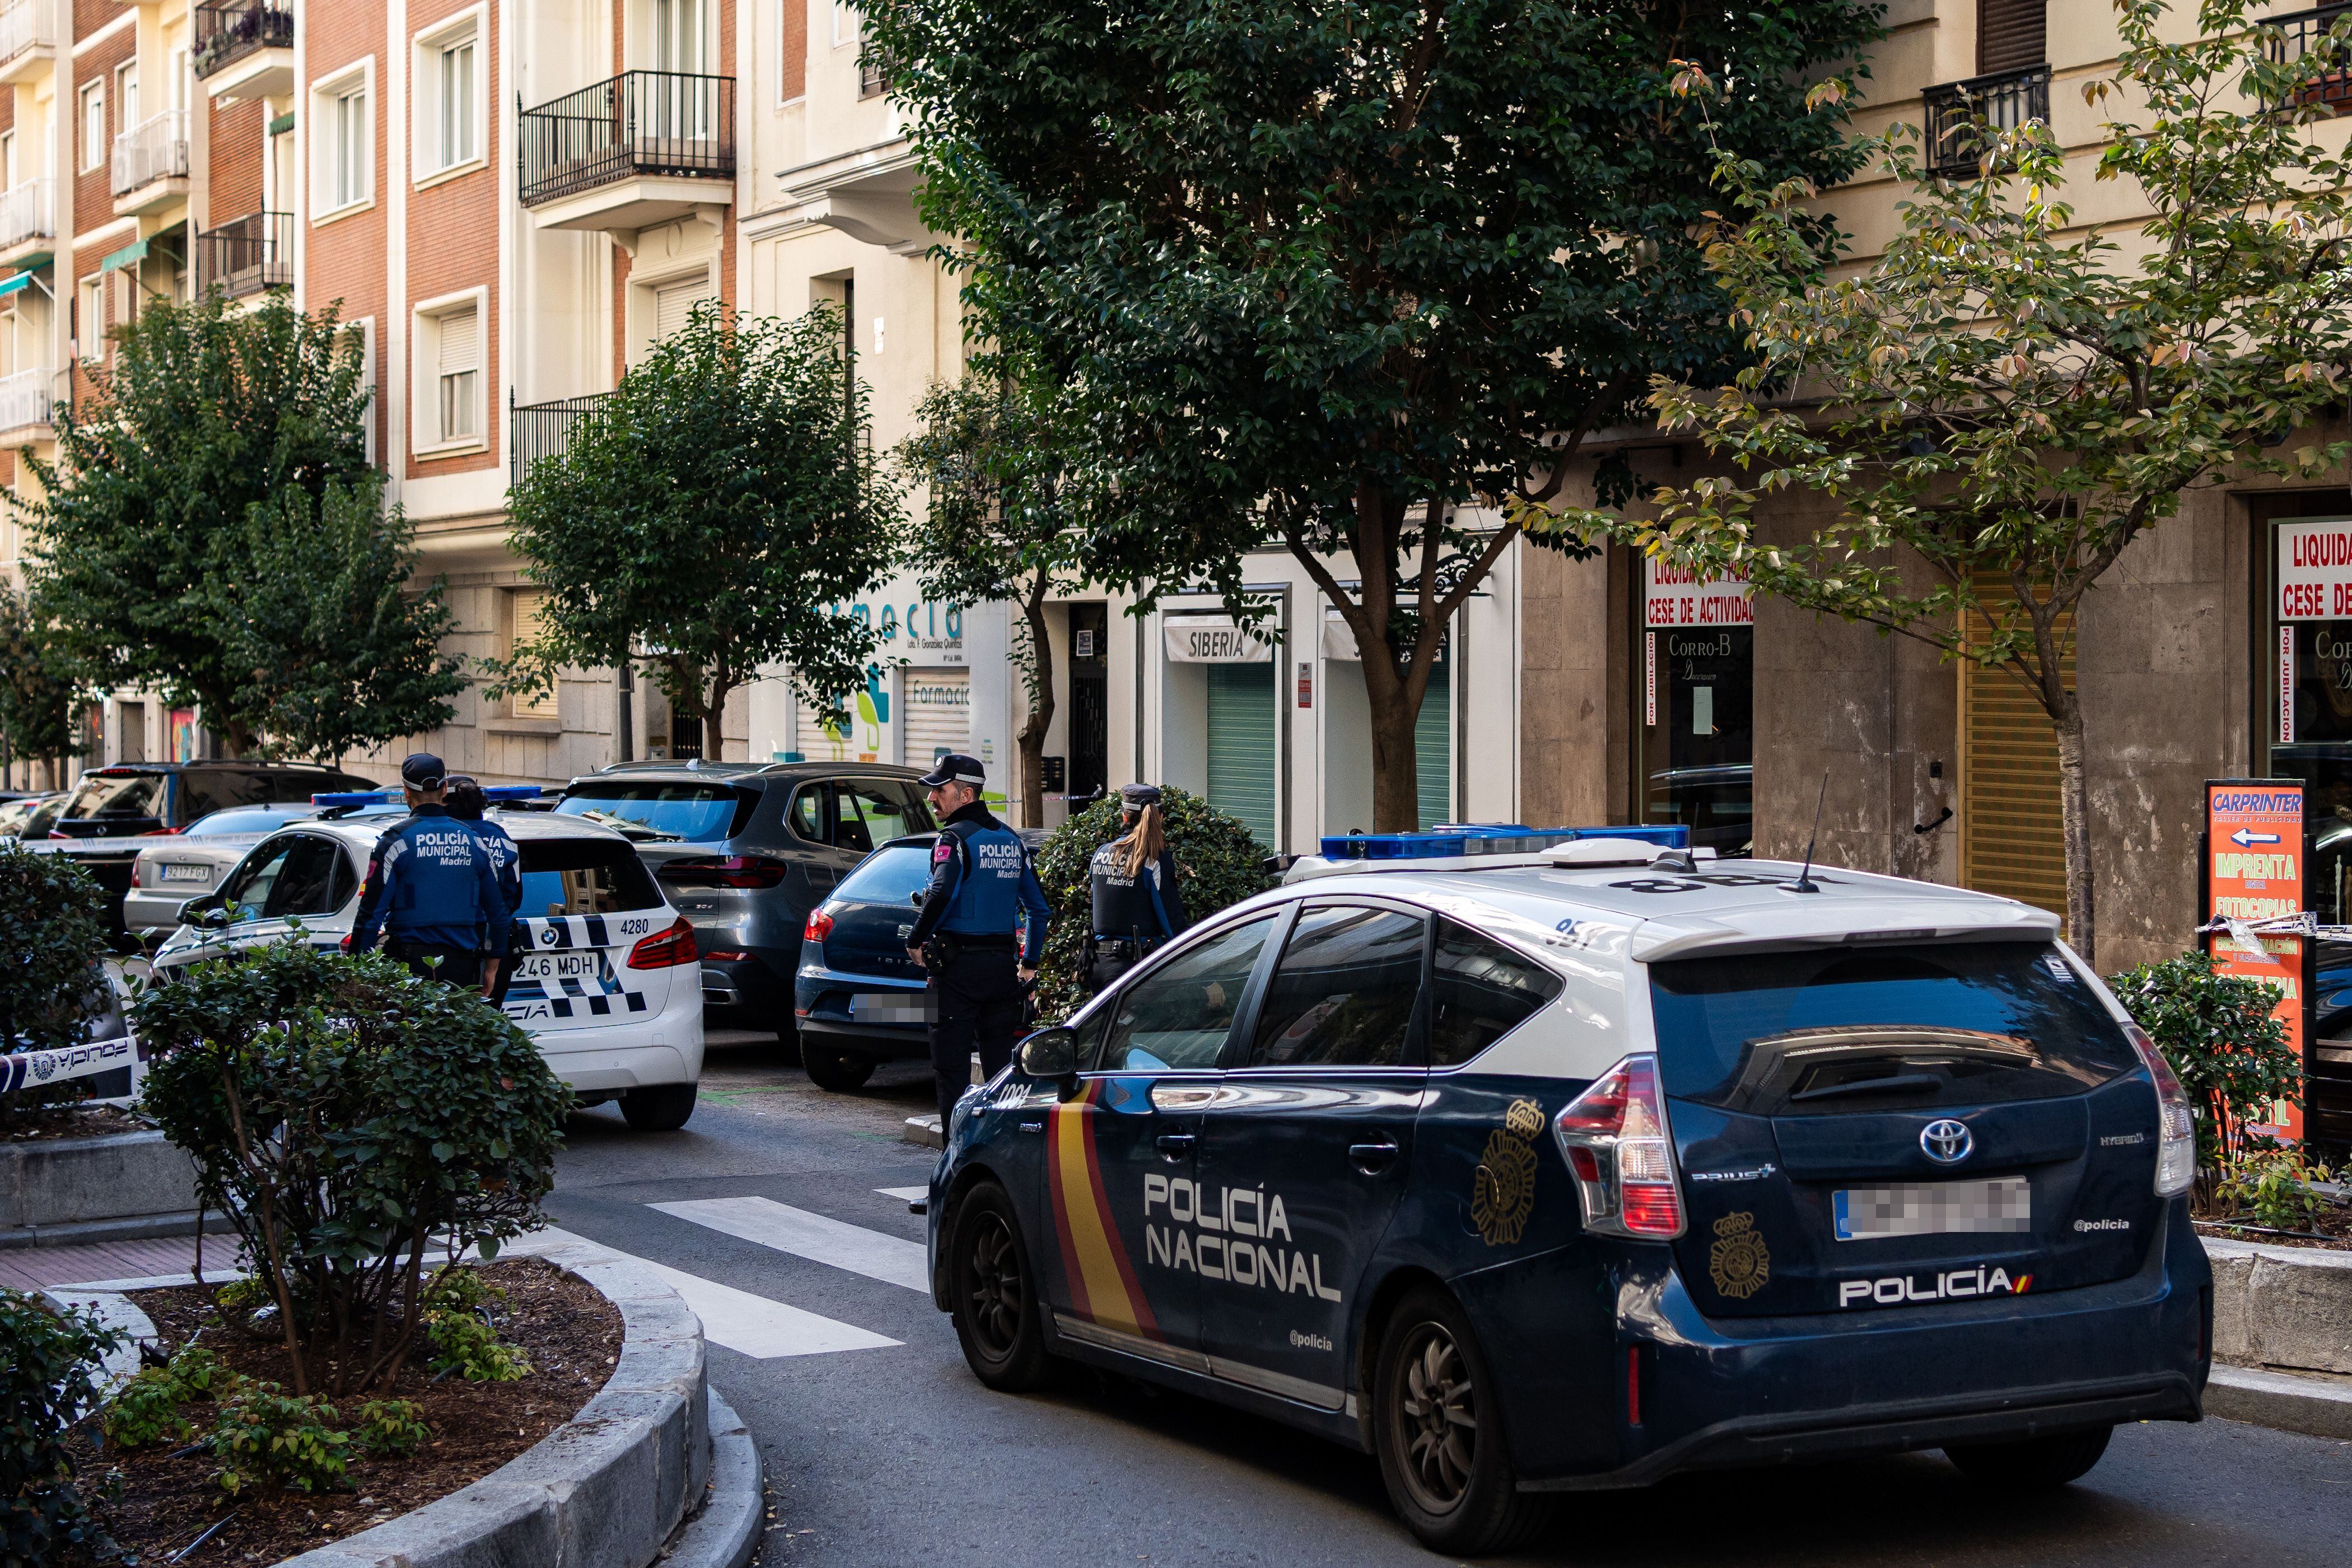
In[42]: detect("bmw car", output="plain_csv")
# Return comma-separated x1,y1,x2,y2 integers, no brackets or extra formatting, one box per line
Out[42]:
793,833,939,1091
922,833,2210,1555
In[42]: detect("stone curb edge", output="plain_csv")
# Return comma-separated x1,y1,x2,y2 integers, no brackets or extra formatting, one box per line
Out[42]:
662,1387,762,1568
2205,1365,2352,1443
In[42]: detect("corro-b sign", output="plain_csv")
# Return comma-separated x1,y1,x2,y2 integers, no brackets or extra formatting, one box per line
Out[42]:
2203,779,2308,1143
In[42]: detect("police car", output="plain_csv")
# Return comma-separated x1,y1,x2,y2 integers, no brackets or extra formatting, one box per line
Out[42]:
151,795,706,1131
924,829,2210,1555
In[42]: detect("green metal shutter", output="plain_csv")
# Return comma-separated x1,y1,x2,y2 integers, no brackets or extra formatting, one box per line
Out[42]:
1415,651,1451,830
1205,661,1278,848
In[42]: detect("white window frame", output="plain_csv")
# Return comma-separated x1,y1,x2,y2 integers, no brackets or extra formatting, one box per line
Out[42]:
78,81,103,172
507,589,560,720
343,316,377,464
76,273,100,363
309,58,376,223
3,130,18,191
830,1,853,48
776,0,804,106
411,287,487,458
114,61,137,136
412,6,486,187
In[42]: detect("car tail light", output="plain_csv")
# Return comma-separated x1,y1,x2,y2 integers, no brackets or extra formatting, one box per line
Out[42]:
803,909,834,943
2124,1021,2198,1197
130,862,141,888
627,917,698,969
702,949,749,963
1552,1054,1684,1239
656,855,790,890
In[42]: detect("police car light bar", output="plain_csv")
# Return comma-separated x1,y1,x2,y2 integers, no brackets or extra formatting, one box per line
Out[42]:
1316,823,1689,861
310,786,551,808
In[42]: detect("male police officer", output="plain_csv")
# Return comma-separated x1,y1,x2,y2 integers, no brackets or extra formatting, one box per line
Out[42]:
349,753,512,996
904,754,1049,1128
445,776,524,1004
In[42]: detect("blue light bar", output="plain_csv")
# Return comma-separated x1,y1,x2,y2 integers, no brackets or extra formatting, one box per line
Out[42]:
1317,823,1689,861
311,786,552,808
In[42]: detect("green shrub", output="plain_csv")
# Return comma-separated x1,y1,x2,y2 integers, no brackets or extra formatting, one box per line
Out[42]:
421,1267,531,1382
0,839,117,1132
206,1382,347,1497
1029,787,1274,1022
353,1399,430,1459
135,944,571,1398
1,1287,123,1566
2111,951,2299,1177
100,1343,246,1450
2218,1147,2336,1231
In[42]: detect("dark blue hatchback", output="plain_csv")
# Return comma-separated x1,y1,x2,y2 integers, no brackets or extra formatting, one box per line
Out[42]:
921,841,2211,1556
793,834,939,1091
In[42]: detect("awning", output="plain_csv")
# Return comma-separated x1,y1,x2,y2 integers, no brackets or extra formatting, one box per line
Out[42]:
1322,608,1445,664
100,237,147,274
1163,615,1272,664
0,273,31,300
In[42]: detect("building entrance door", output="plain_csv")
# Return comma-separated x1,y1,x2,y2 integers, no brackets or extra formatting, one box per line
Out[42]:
1068,603,1108,806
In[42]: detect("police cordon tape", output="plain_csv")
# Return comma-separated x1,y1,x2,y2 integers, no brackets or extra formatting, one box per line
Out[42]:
0,1035,138,1094
2185,909,2352,962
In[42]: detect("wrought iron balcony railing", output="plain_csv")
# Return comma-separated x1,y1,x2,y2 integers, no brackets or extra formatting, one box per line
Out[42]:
195,211,291,298
510,391,613,486
193,0,291,80
111,109,189,196
0,0,49,67
0,179,53,251
0,365,55,433
517,71,735,208
1920,65,2051,179
2266,5,2352,111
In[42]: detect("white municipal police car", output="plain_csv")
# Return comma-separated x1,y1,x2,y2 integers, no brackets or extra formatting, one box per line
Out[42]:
927,828,2209,1555
151,796,706,1131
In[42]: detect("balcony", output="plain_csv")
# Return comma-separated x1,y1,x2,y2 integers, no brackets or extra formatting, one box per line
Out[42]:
0,365,55,445
0,178,53,269
510,391,612,486
195,211,291,299
111,109,190,213
0,0,54,86
194,1,293,101
518,71,734,236
1920,66,2051,179
2267,6,2352,111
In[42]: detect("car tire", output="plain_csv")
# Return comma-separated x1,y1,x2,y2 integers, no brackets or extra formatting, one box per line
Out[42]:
1371,1286,1554,1557
946,1181,1056,1392
618,1082,698,1132
1944,1425,2113,1489
802,1043,875,1091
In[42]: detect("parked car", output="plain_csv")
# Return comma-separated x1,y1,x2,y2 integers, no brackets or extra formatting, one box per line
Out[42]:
1644,763,1753,857
151,809,704,1130
793,834,940,1090
552,760,936,1041
0,791,65,839
122,804,330,933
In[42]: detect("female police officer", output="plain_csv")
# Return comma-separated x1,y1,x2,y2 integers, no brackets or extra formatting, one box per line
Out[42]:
1084,784,1188,992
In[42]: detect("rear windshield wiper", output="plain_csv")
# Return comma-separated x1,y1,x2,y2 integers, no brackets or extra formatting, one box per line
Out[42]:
1789,1072,1945,1103
572,809,680,842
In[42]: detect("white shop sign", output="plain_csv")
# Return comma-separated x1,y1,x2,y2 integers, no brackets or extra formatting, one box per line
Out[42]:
1163,616,1273,664
1644,556,1752,629
2276,518,2352,620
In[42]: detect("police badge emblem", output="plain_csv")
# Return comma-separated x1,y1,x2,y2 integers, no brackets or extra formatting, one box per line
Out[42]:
1471,1099,1544,1247
1708,1211,1771,1300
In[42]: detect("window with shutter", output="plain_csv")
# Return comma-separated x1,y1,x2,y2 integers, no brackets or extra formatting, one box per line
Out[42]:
653,276,713,342
1978,0,2046,75
510,590,560,718
435,305,478,444
1958,576,2071,927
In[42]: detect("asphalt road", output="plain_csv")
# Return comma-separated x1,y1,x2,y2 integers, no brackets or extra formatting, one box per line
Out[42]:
547,1032,2352,1568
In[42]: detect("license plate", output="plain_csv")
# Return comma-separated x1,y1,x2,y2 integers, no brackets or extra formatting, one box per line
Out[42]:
161,863,211,883
1834,1177,2032,1240
851,992,931,1024
514,952,608,983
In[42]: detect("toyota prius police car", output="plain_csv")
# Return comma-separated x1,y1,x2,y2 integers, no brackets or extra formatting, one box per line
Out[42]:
923,827,2210,1555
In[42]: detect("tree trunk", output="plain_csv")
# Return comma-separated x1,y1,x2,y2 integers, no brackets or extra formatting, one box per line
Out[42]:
1018,578,1056,829
704,675,732,763
2052,692,2096,967
1359,649,1423,833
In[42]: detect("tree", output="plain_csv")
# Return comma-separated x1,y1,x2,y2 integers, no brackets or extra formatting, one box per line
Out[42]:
25,291,373,754
0,580,85,788
864,0,1880,829
1604,0,2352,964
223,474,466,767
898,372,1090,825
498,301,900,759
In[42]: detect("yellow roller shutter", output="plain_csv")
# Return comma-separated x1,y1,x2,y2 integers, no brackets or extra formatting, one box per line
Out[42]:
1959,578,2071,924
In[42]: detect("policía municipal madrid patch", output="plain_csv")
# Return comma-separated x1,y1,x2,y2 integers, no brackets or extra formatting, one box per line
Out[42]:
1471,1099,1544,1247
1708,1210,1771,1300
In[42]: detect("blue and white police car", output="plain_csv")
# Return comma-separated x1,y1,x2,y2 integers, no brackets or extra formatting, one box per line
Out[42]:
923,829,2210,1555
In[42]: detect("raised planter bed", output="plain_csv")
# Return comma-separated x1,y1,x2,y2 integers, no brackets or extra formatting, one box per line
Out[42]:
0,1120,208,1247
2204,1235,2352,1376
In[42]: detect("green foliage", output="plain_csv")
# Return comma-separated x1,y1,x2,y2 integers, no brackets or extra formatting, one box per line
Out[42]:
1030,788,1274,1021
0,580,85,772
1608,0,2352,962
353,1399,430,1459
2218,1147,2336,1232
24,290,373,753
101,1369,195,1450
0,1288,123,1567
864,0,1879,827
2112,951,2299,1173
420,1266,530,1382
497,300,900,760
134,944,571,1397
0,840,116,1132
214,1276,270,1313
206,1382,347,1497
224,472,465,766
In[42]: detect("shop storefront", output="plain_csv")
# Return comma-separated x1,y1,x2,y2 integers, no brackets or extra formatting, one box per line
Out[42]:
1160,608,1284,847
1637,558,1754,855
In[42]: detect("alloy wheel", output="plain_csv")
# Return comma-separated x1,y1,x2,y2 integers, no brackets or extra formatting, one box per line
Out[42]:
1393,1320,1478,1514
965,1211,1025,1359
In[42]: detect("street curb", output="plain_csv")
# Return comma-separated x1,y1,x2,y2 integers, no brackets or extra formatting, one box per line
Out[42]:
37,1284,157,1389
282,1233,711,1568
0,1130,202,1246
903,1114,942,1149
2,1208,238,1250
660,1387,762,1568
2205,1365,2352,1441
2202,1237,2352,1376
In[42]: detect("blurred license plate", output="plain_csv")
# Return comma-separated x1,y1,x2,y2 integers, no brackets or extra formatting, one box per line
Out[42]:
161,863,210,883
516,952,606,983
851,992,931,1024
1835,1177,2032,1240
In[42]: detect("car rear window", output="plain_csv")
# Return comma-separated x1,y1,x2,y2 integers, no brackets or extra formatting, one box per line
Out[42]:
188,807,306,837
833,842,936,904
62,773,163,820
516,839,664,917
555,781,750,842
1648,941,2139,1116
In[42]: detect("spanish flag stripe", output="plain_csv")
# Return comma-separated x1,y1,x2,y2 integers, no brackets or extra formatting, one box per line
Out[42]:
1047,1088,1159,1340
1076,1094,1161,1341
1047,1084,1098,1323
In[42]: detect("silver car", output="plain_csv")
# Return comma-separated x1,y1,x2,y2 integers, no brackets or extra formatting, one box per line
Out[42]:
123,804,329,932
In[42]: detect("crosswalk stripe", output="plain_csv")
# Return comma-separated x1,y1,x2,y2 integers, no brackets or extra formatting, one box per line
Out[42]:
875,1186,928,1202
521,1228,899,1359
651,1196,930,1293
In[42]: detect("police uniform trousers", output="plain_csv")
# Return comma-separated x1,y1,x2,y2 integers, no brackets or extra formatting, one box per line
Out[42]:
927,939,1025,1128
388,941,484,991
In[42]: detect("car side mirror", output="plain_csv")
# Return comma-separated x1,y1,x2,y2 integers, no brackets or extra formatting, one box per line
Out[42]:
1018,1026,1080,1082
178,896,225,927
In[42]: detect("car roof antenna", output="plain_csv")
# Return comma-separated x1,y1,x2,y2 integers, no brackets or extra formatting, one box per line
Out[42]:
1791,771,1827,893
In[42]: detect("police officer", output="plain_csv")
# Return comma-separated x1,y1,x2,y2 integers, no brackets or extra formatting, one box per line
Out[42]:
903,754,1050,1128
348,753,512,996
1085,784,1188,992
445,776,524,1005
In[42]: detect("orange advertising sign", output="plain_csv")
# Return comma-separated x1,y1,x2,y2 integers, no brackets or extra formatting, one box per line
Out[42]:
2204,781,2306,1143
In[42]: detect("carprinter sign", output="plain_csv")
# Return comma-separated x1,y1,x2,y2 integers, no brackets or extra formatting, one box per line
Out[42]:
2275,519,2352,619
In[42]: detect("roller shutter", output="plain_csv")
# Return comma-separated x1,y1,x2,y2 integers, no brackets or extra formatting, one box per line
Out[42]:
1414,650,1451,830
795,697,854,763
654,274,714,342
903,668,969,769
1206,661,1278,848
1959,578,2071,923
1978,0,2046,74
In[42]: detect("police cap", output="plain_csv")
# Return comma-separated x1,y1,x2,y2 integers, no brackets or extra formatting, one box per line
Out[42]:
1118,783,1163,809
444,776,487,820
918,753,986,788
400,752,447,791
